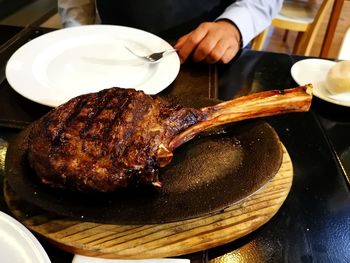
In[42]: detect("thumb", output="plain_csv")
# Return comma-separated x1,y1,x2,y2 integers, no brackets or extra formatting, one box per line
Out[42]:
174,33,189,49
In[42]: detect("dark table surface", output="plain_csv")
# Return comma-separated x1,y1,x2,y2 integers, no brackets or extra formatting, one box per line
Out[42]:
0,26,349,263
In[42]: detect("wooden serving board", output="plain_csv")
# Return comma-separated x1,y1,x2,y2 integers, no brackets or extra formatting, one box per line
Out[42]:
4,146,293,259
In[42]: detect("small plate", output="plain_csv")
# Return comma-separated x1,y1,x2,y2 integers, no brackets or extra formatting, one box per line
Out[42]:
0,211,50,263
6,25,180,107
291,58,350,107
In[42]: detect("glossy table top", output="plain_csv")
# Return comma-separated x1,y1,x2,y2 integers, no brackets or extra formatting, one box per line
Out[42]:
0,26,349,263
215,51,350,262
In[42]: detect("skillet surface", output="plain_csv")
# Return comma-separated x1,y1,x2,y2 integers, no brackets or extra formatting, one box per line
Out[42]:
5,96,283,224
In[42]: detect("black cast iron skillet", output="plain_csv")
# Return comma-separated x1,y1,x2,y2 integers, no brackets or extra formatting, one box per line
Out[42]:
5,98,283,224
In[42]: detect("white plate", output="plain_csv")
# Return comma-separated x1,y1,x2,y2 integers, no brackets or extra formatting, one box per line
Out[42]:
0,211,50,263
6,25,180,107
291,58,350,107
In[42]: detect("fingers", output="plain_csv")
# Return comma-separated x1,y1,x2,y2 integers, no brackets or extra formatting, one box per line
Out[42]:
192,29,219,63
175,23,209,63
175,21,241,64
174,34,190,63
204,38,239,64
219,46,237,64
202,38,229,64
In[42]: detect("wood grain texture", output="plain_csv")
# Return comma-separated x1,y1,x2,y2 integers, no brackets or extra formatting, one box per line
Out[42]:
4,146,293,259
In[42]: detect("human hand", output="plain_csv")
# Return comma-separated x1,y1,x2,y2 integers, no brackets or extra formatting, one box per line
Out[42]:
174,20,242,64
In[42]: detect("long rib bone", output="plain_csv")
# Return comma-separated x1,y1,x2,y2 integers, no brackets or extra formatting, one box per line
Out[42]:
157,84,312,166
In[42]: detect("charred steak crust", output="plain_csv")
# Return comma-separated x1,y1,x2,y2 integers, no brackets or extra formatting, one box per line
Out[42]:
27,85,312,192
27,88,204,192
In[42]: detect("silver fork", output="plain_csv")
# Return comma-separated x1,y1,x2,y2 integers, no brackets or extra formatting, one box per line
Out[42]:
124,46,178,63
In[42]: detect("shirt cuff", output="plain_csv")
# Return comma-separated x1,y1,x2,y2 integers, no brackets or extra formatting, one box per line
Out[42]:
216,6,256,47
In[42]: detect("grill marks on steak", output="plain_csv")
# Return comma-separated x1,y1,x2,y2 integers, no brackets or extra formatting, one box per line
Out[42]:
27,88,203,192
28,85,313,192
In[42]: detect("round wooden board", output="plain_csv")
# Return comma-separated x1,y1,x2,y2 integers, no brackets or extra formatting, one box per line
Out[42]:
4,146,293,259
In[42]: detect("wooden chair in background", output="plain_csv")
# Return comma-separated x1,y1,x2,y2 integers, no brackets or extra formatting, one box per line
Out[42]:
251,0,333,56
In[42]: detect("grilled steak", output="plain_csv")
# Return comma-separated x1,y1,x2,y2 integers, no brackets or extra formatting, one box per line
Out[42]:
27,85,312,192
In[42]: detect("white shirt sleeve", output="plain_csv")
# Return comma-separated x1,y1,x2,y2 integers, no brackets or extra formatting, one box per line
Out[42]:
216,0,283,47
58,0,97,27
58,0,282,45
